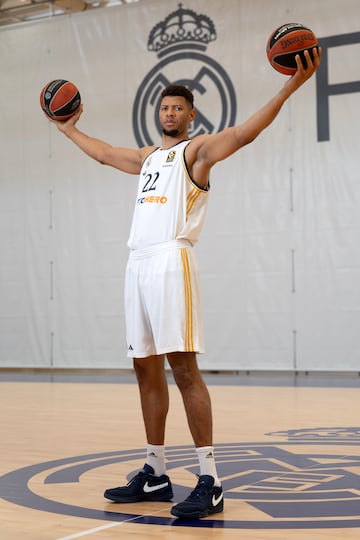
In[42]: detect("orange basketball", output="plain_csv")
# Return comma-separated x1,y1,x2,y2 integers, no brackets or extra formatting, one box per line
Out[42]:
266,23,318,75
40,79,81,121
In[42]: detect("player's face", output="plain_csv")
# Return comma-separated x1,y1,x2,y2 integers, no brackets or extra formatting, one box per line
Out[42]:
159,96,195,137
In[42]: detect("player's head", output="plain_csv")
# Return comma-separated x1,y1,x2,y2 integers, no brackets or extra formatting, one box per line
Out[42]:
159,85,195,137
161,85,194,109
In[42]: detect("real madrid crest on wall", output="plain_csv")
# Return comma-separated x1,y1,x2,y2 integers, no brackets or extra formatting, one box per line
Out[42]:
132,3,237,146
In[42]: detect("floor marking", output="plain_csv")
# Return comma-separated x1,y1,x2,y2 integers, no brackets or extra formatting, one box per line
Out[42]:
56,522,120,540
55,507,173,539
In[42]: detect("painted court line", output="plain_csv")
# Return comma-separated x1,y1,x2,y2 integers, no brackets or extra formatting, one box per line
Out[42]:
55,507,173,539
56,522,120,540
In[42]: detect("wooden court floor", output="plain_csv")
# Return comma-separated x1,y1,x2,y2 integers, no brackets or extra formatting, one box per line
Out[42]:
1,371,360,540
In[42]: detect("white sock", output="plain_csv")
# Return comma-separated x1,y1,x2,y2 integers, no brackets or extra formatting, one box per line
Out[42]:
146,444,166,476
196,446,221,487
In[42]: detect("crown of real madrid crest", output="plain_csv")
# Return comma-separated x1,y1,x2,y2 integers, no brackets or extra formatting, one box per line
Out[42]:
148,3,217,56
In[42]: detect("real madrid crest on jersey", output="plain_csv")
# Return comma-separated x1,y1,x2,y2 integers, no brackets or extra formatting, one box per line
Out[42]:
132,3,237,146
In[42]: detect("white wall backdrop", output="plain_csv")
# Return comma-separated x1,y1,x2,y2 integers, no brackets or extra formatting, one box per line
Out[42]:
0,0,359,370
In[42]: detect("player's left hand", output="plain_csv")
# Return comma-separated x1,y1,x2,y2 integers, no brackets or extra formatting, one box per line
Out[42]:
286,46,322,90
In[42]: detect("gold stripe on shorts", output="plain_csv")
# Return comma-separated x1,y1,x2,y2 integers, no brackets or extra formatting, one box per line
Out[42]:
180,248,193,351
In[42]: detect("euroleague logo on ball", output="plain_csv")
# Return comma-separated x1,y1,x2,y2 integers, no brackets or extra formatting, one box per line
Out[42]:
132,4,237,147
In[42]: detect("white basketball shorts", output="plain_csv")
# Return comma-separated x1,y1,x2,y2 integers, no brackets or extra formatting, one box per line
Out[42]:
125,240,204,358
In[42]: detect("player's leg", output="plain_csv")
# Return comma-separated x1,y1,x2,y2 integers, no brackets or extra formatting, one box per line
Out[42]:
104,354,173,503
167,351,212,447
105,254,173,503
167,351,223,519
133,354,169,446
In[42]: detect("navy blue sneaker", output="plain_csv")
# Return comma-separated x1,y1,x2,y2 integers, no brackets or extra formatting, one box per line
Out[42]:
104,464,173,503
170,475,224,519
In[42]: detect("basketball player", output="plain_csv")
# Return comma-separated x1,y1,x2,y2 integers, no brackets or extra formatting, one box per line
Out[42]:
49,48,320,519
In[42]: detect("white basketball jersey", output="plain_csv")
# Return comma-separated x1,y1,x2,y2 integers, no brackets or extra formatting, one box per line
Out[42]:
128,140,210,250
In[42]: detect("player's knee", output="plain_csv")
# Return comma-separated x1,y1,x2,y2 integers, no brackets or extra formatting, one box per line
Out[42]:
168,354,198,390
133,356,163,384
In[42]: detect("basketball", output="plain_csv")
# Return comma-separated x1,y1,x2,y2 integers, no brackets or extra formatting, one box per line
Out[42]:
266,23,318,75
40,79,81,121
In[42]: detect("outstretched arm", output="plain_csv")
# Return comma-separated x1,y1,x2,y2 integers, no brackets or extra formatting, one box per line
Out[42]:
189,47,321,184
48,105,151,175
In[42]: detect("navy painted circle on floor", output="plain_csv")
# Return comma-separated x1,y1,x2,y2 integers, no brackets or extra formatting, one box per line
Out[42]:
1,427,360,529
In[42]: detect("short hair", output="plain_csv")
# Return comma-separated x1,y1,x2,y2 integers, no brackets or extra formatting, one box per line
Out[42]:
161,84,194,108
